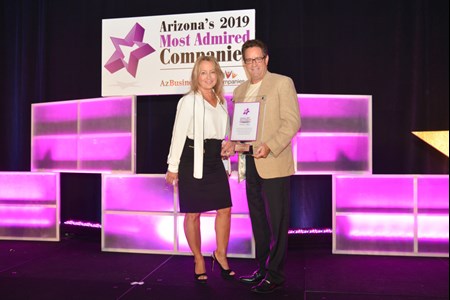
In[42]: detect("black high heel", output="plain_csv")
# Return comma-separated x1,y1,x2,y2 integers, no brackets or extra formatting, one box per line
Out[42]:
194,261,207,284
211,251,235,280
194,272,208,284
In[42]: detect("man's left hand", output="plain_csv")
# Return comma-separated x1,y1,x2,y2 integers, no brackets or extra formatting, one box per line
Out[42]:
253,143,270,159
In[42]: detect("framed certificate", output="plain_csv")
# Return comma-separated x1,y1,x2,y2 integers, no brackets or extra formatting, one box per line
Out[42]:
230,102,260,141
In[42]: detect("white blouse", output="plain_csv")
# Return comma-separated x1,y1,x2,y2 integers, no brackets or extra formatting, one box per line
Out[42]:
167,92,229,179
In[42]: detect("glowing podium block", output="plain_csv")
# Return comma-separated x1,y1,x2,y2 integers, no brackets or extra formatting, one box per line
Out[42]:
333,175,449,257
0,172,60,241
226,94,372,174
31,96,136,173
102,174,254,258
294,94,371,174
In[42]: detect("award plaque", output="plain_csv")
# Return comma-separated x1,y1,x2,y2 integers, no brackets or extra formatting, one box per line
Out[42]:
230,99,263,155
230,102,260,141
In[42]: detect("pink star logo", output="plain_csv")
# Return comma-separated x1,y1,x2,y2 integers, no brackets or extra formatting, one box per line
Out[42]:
104,23,155,78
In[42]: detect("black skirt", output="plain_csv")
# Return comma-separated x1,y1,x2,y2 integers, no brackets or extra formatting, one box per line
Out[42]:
178,138,232,213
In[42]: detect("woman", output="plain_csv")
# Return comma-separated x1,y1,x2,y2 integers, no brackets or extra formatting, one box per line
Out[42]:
165,55,235,284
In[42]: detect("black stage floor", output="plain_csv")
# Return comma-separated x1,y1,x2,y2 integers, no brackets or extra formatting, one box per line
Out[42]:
0,227,448,300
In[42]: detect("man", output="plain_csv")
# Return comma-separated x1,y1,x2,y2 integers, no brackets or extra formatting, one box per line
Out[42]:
223,39,301,293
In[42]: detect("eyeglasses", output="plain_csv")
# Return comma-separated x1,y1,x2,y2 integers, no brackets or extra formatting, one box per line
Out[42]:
244,56,266,64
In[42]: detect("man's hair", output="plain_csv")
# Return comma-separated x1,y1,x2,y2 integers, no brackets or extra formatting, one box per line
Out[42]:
241,39,268,58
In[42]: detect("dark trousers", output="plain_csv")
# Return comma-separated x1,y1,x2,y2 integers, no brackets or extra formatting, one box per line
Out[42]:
245,156,291,284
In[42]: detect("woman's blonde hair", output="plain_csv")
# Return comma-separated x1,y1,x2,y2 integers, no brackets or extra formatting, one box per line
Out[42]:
189,55,225,104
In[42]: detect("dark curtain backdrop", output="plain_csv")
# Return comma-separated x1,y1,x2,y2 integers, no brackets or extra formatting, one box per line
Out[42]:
1,0,448,229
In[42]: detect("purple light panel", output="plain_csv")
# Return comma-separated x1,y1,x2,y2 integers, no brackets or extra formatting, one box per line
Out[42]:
228,173,249,213
226,94,372,174
32,101,78,135
177,214,254,256
79,135,133,171
342,214,415,239
102,174,254,257
418,215,449,240
334,176,414,211
31,96,136,173
295,134,370,173
103,175,174,212
335,214,415,253
299,95,370,118
0,206,56,227
333,175,449,257
79,98,133,133
103,214,175,252
417,176,449,254
417,176,449,211
0,172,60,241
32,137,79,169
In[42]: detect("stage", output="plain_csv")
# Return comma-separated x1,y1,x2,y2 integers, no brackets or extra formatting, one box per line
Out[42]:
1,227,448,300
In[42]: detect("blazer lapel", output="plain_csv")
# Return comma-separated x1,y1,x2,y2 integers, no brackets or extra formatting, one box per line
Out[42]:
254,73,271,142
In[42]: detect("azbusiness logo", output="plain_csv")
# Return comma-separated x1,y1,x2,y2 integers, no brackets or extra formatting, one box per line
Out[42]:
225,70,238,79
104,23,155,78
224,70,245,86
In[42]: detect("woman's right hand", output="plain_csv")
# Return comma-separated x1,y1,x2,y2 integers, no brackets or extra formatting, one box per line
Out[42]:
165,171,179,186
221,141,236,157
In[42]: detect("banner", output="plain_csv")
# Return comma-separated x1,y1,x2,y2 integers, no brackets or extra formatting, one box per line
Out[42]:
102,10,255,96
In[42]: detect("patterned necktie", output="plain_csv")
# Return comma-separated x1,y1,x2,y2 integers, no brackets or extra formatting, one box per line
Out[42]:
238,153,246,183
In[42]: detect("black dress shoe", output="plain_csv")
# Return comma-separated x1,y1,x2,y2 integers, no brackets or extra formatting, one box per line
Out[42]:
238,270,265,283
251,279,282,293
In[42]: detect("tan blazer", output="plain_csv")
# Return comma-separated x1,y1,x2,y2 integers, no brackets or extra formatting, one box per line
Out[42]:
233,72,301,179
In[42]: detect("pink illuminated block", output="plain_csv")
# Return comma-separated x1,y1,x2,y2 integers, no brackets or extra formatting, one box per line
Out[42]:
32,136,78,170
32,101,78,136
31,96,136,173
177,214,254,257
103,174,175,212
33,101,78,122
296,134,369,162
416,176,449,254
226,93,370,124
299,95,371,118
296,95,371,169
338,214,415,239
0,172,60,241
295,134,370,174
79,97,133,134
101,173,254,257
334,176,414,211
335,214,415,253
102,213,175,253
0,206,57,227
79,135,132,161
79,97,133,118
226,93,371,175
417,176,449,211
418,215,449,240
294,135,370,174
227,173,248,213
0,172,59,203
333,175,449,257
